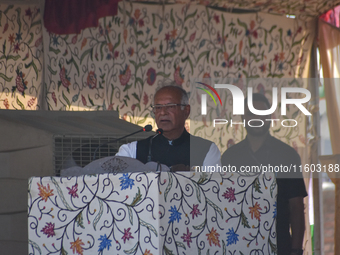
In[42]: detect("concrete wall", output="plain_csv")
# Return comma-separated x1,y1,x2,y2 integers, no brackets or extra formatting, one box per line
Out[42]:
0,110,151,255
0,117,53,254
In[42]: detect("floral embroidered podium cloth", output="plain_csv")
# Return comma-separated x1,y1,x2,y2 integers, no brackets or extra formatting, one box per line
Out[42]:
28,171,277,255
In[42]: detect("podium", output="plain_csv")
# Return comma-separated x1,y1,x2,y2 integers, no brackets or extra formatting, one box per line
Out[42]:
28,160,277,254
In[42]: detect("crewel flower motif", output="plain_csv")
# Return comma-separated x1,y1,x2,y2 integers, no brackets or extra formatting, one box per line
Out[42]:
58,64,71,92
190,204,202,219
119,65,131,86
119,173,134,190
41,222,55,238
222,187,236,202
87,71,97,89
249,202,262,221
122,228,134,243
12,68,28,96
37,183,54,202
181,227,192,248
273,201,277,218
67,183,79,198
98,234,112,252
70,237,84,255
226,227,239,246
174,66,184,85
206,227,221,247
146,68,156,86
168,205,182,223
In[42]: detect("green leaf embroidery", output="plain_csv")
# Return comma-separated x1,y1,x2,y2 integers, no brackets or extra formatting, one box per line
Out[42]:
127,206,133,225
50,177,73,210
241,211,250,228
175,241,186,250
139,219,158,237
254,178,262,194
206,198,223,219
76,212,85,229
0,73,13,82
193,219,206,230
28,239,42,254
164,245,175,255
164,172,173,202
93,199,103,231
130,187,142,206
62,91,71,107
16,97,25,109
124,241,139,254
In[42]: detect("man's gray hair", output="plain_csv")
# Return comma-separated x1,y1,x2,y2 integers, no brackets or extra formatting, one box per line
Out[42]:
154,81,189,105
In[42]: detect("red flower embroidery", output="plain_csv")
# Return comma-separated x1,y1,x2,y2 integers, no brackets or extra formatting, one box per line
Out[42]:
174,66,184,85
190,204,202,219
146,68,156,86
227,139,235,148
134,9,141,20
143,92,149,105
67,183,79,198
222,187,236,202
87,71,97,89
189,32,196,43
122,228,134,243
13,69,28,96
41,222,55,238
181,227,192,248
119,65,131,86
8,34,15,44
59,65,71,92
37,183,54,202
27,97,36,108
35,37,42,47
13,43,20,54
52,92,57,106
71,35,78,44
3,98,9,109
81,95,86,106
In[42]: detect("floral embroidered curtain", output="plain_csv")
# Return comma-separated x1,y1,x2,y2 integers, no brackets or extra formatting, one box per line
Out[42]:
29,171,278,255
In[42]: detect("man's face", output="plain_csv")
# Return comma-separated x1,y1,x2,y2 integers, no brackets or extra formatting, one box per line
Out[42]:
243,100,271,136
153,88,190,139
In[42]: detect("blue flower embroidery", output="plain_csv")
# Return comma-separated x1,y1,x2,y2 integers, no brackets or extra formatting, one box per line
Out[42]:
119,173,134,190
273,201,277,219
168,205,182,223
98,234,112,252
226,227,239,246
278,62,284,71
287,29,292,37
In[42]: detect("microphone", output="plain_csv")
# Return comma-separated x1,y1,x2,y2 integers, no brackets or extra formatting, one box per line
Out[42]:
147,128,163,162
92,124,153,160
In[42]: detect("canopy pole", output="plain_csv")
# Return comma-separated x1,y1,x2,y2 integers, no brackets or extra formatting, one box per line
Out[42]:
308,36,323,255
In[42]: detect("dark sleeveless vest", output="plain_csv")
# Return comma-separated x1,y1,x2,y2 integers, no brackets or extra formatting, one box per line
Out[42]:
136,129,212,167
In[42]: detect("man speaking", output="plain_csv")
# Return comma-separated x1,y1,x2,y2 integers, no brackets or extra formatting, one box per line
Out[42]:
116,84,220,171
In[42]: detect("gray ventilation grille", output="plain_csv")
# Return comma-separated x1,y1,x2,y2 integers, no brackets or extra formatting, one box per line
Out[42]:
53,135,145,176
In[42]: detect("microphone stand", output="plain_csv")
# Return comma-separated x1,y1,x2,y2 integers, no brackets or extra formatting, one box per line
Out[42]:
147,128,163,163
92,124,152,161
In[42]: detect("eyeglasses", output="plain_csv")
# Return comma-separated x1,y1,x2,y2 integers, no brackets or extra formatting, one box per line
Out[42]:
151,103,187,113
